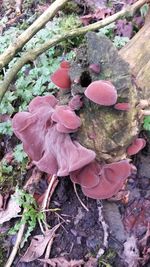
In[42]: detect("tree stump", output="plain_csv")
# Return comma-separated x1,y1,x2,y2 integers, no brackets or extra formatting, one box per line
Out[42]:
69,32,140,162
120,13,150,99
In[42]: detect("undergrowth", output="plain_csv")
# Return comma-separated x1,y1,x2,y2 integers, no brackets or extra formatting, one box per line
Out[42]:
8,187,46,247
0,15,77,137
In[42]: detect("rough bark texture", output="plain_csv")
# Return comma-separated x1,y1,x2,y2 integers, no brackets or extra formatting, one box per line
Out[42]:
69,32,140,162
120,13,150,100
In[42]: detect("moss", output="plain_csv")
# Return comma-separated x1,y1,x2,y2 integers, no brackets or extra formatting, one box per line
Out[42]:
98,248,117,267
0,161,26,193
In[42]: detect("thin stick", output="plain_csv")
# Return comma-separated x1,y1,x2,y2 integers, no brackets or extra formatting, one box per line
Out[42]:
5,223,25,267
0,0,149,101
41,174,57,211
96,201,109,259
73,183,89,212
44,237,55,267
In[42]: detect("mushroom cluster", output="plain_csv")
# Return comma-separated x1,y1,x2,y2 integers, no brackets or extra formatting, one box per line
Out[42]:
12,61,146,200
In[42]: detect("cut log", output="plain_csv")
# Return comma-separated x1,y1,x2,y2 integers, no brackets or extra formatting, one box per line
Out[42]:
68,32,140,162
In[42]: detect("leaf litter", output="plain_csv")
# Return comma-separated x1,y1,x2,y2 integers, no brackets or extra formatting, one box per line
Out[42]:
20,224,60,263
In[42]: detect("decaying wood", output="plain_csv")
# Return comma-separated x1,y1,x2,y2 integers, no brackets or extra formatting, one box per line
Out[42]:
0,0,148,101
69,32,139,162
120,10,150,99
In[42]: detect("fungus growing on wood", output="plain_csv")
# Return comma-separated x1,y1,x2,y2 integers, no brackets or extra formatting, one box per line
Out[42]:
51,105,81,132
81,160,132,199
114,102,130,111
84,80,117,106
68,95,83,110
70,161,100,189
12,95,96,177
127,138,146,156
51,61,71,90
89,63,101,74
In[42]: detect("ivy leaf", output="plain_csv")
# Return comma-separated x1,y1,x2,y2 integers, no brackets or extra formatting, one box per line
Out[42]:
143,116,150,131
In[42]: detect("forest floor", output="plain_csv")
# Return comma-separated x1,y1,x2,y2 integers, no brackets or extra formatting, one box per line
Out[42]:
0,1,150,267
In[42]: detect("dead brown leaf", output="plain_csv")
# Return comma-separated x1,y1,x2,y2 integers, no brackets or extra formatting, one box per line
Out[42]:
84,257,97,267
15,0,23,14
39,257,84,267
0,193,21,224
23,167,43,194
20,224,60,262
123,236,140,267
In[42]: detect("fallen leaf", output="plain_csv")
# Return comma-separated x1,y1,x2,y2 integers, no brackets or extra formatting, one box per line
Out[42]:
123,198,150,238
0,193,21,224
139,223,150,265
123,236,140,267
20,224,60,262
39,257,84,267
15,0,23,14
84,257,97,267
23,167,43,194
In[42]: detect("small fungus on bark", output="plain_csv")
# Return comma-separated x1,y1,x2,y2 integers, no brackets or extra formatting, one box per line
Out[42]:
68,95,83,110
89,63,101,74
84,80,117,106
127,138,146,156
114,102,130,111
51,61,71,90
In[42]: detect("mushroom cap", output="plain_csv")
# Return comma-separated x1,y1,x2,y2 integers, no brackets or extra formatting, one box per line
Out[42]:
89,63,101,74
51,65,71,90
84,80,117,106
114,102,130,111
60,61,70,69
29,95,58,112
12,96,96,177
127,138,146,156
56,123,77,133
68,95,83,110
70,162,101,189
51,105,81,130
82,160,131,199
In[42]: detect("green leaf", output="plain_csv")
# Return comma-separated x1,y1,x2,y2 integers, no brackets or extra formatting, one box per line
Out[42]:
13,144,28,163
0,121,13,136
113,36,129,48
140,4,149,18
143,116,150,131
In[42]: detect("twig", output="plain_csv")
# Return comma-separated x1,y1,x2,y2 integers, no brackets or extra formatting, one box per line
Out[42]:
96,200,109,259
0,0,69,69
41,174,58,211
73,183,89,212
0,0,149,101
44,236,55,267
5,223,26,267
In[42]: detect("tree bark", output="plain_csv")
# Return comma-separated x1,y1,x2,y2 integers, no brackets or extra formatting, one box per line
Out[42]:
120,10,150,99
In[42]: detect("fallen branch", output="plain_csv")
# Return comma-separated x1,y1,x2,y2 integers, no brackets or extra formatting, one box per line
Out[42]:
0,0,149,101
0,0,69,69
96,200,109,259
5,223,26,267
